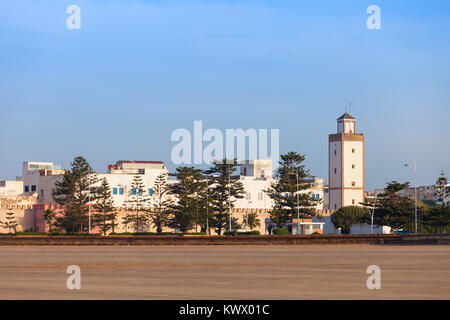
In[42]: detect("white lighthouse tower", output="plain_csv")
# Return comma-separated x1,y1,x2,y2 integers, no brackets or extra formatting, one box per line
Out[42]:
328,112,365,210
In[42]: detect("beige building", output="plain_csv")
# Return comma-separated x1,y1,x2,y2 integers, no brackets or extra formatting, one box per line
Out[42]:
328,112,365,209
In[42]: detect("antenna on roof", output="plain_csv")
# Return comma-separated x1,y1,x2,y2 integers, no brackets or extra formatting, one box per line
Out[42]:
348,102,352,114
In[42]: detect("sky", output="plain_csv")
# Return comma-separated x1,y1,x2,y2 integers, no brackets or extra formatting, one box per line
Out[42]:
1,0,449,190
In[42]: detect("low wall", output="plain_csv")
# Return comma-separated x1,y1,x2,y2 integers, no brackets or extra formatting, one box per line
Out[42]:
0,234,448,246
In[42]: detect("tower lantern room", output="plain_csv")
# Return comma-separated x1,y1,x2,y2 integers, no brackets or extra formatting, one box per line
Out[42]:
337,112,356,134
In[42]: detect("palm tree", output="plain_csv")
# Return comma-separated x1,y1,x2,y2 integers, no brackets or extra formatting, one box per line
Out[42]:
42,209,56,232
1,212,19,234
242,211,261,231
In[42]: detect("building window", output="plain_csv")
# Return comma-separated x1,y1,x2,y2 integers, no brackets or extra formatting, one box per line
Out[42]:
138,169,145,174
316,194,320,199
119,188,124,195
113,188,117,195
148,188,153,196
138,188,143,195
258,192,263,201
352,148,355,153
352,164,355,169
41,190,44,197
352,199,355,205
31,185,36,192
334,168,337,174
24,186,29,192
334,204,337,209
352,181,356,186
132,188,136,195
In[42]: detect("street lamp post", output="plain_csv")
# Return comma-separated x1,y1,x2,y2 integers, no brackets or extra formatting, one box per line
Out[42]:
228,166,232,232
246,200,252,232
404,163,417,233
88,174,91,234
206,176,210,235
296,170,300,235
289,170,300,235
369,193,377,234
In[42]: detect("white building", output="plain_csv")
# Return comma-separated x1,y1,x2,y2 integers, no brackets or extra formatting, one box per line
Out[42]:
0,180,24,196
328,112,365,210
234,160,325,211
97,160,169,207
18,161,66,203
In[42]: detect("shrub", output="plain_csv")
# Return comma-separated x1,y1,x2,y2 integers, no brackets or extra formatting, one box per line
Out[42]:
223,230,261,236
15,232,47,235
273,227,289,235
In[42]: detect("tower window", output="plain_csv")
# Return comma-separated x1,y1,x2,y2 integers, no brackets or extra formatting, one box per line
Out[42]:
352,181,356,186
334,168,337,174
352,148,355,153
352,164,355,169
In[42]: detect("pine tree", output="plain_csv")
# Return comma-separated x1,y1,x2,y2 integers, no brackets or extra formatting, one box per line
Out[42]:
53,156,98,233
168,167,207,233
150,173,171,233
1,212,19,234
205,159,245,235
374,181,415,231
435,171,448,205
265,152,320,226
93,178,117,235
123,175,151,233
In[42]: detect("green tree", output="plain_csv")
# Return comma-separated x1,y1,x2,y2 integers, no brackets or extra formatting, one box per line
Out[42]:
242,211,261,231
1,212,19,234
53,156,98,233
93,178,117,235
373,181,415,231
150,173,172,233
331,206,368,234
420,205,450,233
169,167,208,233
265,152,320,226
205,159,245,235
42,209,56,232
123,175,151,233
435,171,448,205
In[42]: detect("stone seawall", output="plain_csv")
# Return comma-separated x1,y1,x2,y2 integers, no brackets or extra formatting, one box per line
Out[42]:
0,234,448,246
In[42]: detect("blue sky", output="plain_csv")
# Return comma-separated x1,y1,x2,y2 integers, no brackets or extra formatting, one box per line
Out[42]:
1,0,449,190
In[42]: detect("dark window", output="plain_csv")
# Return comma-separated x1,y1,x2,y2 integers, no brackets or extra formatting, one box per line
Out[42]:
24,186,29,192
352,164,355,169
334,150,336,155
352,148,355,153
138,169,145,174
31,185,36,192
119,188,124,195
334,168,337,174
